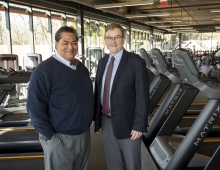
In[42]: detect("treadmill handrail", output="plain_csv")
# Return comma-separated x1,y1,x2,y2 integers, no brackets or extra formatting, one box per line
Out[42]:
172,49,220,99
151,48,182,84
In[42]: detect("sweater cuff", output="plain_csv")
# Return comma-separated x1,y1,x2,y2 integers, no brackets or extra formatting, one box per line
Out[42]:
43,130,55,140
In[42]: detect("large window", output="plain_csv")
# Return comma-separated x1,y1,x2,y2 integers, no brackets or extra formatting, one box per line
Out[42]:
0,8,8,53
67,15,76,28
153,33,162,49
51,12,64,51
130,29,135,51
84,18,89,51
90,20,98,47
144,32,150,51
33,9,51,61
10,6,31,66
99,22,106,50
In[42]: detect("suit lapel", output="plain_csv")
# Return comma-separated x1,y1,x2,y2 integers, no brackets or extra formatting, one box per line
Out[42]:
97,55,109,93
111,50,128,93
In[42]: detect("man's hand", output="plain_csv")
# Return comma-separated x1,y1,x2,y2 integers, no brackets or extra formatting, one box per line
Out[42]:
130,130,142,140
91,121,99,134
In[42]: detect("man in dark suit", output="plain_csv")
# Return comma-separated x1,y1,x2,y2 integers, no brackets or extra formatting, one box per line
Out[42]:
93,23,149,170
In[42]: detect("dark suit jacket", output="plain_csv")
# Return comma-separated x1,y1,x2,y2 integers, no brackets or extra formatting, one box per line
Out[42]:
94,49,149,139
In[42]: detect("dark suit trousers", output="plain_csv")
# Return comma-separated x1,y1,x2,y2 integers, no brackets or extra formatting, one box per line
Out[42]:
101,114,141,170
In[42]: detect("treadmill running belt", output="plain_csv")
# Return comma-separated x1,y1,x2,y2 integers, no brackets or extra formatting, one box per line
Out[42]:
0,128,42,153
1,114,30,121
0,152,44,170
0,129,38,142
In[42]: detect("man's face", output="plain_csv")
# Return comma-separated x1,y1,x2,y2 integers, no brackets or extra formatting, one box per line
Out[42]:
55,32,78,61
104,28,125,56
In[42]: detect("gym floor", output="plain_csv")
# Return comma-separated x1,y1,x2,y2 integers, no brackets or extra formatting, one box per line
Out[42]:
88,128,158,170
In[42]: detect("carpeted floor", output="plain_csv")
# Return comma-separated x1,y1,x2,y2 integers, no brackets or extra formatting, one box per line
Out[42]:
88,129,107,170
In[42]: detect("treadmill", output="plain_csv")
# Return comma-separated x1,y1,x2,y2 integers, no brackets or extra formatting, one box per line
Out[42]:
142,48,195,143
149,48,220,170
204,145,220,170
0,126,44,169
0,126,42,153
0,84,30,127
0,152,44,170
0,71,31,106
0,72,31,127
23,53,42,71
142,49,220,143
137,49,171,114
86,47,103,81
0,75,31,127
137,48,159,84
3,53,42,107
0,54,29,107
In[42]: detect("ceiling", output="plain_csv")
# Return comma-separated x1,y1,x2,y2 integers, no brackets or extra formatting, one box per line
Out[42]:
59,0,220,33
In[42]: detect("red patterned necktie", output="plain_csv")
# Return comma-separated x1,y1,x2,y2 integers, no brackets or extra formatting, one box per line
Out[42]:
70,59,80,66
102,56,115,115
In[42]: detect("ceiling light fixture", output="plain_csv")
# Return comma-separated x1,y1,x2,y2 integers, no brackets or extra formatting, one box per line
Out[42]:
213,18,220,20
171,24,188,26
156,25,172,28
174,27,193,30
156,24,188,28
145,21,163,24
179,31,199,33
95,0,154,9
210,9,220,12
145,20,182,24
163,20,182,23
177,30,197,32
125,12,171,18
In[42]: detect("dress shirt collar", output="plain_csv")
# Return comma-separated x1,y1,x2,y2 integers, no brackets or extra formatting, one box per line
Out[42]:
53,51,77,70
53,51,71,66
108,48,123,62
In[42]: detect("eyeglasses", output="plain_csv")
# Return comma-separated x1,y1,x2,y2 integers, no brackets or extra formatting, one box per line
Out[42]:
105,36,123,41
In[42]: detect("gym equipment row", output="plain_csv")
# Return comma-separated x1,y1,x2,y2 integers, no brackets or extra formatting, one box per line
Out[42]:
141,48,220,170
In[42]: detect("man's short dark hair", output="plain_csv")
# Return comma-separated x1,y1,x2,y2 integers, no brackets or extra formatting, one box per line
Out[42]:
105,23,125,37
55,26,78,42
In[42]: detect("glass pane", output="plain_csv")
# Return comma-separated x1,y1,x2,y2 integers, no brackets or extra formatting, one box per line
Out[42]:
130,30,135,51
90,24,98,47
99,24,105,49
67,15,76,28
33,12,50,61
52,14,63,51
84,19,88,50
0,8,8,54
10,8,31,67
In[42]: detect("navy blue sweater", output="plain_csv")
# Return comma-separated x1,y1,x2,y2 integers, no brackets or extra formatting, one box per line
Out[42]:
27,57,94,140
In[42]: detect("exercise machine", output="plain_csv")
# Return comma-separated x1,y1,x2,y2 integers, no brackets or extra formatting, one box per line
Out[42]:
86,47,103,80
137,48,159,84
149,48,220,170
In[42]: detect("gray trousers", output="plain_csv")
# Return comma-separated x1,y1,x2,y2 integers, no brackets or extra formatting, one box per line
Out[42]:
39,128,90,170
101,115,141,170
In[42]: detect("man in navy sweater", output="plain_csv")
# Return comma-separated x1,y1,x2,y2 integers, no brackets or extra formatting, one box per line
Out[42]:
27,26,93,170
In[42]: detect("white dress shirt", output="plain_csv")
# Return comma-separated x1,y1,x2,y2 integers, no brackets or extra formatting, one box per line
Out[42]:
53,51,77,70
